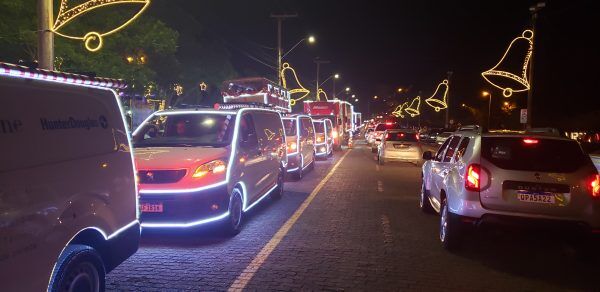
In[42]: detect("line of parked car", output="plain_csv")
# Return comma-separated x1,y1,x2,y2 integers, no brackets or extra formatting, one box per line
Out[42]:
0,64,340,291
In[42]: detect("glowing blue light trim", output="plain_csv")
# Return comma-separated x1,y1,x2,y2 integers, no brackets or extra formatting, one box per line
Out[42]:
316,152,328,156
139,180,228,194
107,220,140,239
140,211,230,228
243,184,278,212
286,167,300,172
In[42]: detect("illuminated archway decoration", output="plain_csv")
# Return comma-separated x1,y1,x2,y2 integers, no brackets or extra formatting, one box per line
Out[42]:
52,0,151,52
392,102,408,118
317,88,330,101
481,29,533,97
404,96,421,117
281,62,310,106
425,79,449,112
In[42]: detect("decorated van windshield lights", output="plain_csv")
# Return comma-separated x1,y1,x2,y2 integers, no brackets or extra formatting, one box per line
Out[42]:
425,79,449,112
481,29,533,97
52,0,151,52
280,62,310,106
404,96,421,117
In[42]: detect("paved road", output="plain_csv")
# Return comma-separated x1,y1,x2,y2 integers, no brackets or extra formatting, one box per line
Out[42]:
107,141,600,291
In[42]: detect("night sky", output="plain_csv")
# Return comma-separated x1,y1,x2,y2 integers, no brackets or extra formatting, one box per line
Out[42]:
150,0,598,129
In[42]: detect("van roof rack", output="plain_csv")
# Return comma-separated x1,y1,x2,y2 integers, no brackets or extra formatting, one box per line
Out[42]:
456,125,482,132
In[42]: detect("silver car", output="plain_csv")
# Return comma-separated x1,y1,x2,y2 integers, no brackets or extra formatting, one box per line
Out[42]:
420,127,600,250
377,130,423,165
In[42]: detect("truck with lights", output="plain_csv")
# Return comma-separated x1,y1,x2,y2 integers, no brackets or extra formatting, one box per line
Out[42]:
303,100,354,149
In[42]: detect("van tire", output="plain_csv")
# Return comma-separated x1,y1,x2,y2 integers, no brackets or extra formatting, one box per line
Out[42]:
225,188,244,236
49,244,105,292
272,168,284,200
440,198,462,251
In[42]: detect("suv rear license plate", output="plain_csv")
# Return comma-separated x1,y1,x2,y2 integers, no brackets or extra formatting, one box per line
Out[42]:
393,144,409,149
516,192,555,204
141,203,164,213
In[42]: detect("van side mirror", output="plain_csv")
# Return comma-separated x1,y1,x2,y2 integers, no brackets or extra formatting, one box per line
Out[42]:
422,151,433,160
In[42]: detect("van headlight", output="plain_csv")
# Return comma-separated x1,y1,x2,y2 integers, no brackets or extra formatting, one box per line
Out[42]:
192,160,227,178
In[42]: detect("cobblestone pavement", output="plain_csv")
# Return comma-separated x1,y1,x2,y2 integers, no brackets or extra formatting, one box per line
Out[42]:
107,141,600,291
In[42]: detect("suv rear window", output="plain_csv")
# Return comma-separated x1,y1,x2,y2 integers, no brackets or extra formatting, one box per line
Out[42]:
375,123,400,131
386,132,418,142
481,137,588,173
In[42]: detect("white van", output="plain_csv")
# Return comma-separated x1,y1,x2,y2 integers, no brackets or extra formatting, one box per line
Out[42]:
132,107,287,234
313,118,334,159
0,63,139,291
282,115,316,179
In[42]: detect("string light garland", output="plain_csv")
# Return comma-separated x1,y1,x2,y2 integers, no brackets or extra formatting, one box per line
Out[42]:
280,62,310,106
425,79,449,112
404,96,421,117
52,0,151,52
481,29,533,97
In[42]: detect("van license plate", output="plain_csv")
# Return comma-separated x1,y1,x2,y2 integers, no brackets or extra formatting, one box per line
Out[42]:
516,192,555,204
141,203,163,213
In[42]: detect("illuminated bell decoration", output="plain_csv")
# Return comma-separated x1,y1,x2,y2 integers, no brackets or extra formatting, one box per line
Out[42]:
404,96,421,117
281,62,310,106
392,102,408,118
199,82,208,91
481,30,533,97
264,128,275,140
317,88,330,101
425,79,449,112
52,0,151,52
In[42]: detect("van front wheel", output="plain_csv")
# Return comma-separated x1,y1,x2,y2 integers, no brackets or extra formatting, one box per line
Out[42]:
49,244,105,292
225,188,244,236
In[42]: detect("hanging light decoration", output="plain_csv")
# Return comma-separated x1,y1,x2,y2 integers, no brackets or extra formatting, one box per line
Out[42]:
404,96,421,117
52,0,151,52
280,62,311,106
425,79,449,112
481,29,533,97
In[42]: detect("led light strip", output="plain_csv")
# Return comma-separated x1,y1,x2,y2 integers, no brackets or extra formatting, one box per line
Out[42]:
140,211,230,228
243,184,278,212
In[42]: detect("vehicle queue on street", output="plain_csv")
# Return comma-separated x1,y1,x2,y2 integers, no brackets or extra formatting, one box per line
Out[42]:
0,65,347,291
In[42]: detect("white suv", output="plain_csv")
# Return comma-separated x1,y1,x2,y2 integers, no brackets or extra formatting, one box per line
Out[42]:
420,128,600,249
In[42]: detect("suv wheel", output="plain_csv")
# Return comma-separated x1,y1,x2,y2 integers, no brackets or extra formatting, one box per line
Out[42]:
225,189,243,236
419,180,434,214
50,244,105,292
440,198,462,250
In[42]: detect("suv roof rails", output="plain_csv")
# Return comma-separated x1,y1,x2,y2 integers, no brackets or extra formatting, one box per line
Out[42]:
456,125,482,132
525,127,562,137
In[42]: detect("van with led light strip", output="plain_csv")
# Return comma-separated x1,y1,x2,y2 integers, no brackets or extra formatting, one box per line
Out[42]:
132,107,287,234
282,115,316,179
420,128,600,250
0,62,139,292
312,119,334,159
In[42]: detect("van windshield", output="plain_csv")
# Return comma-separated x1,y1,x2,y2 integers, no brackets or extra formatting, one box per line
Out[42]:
133,113,235,148
313,122,325,133
283,119,297,136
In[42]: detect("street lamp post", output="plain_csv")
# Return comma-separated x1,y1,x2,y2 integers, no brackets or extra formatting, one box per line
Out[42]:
271,13,298,85
526,2,545,129
482,91,492,129
314,58,330,101
37,0,54,70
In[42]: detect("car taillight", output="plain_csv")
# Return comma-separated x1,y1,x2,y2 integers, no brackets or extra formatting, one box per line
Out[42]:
589,174,600,198
523,138,539,145
465,164,481,191
415,133,419,141
287,141,297,153
385,133,390,139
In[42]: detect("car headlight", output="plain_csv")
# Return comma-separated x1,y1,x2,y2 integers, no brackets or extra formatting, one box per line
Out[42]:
192,159,227,178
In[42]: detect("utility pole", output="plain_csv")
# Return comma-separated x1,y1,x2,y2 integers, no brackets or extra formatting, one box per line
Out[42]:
38,0,54,70
314,58,330,101
445,71,453,128
527,2,545,129
271,13,297,85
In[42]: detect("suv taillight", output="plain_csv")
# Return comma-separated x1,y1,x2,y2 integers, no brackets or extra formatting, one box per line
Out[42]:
465,164,481,191
589,174,600,198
